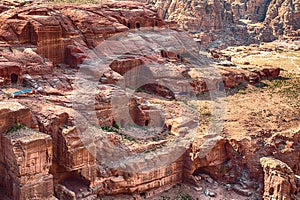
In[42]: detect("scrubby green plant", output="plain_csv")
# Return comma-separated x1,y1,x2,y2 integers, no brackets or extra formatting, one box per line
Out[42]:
123,135,137,142
179,193,193,200
168,131,174,135
20,1,27,6
7,123,25,133
100,126,118,133
112,121,120,130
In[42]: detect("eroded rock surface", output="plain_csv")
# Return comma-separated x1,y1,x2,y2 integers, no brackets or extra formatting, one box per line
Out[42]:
0,101,37,133
0,1,298,200
138,0,300,46
0,127,53,200
261,157,300,199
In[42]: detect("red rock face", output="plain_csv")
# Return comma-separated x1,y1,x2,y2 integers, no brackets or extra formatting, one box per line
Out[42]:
0,102,37,133
0,2,164,67
0,47,53,86
264,0,300,37
0,124,53,200
0,103,52,199
0,1,289,200
0,63,22,86
1,129,53,200
138,0,299,43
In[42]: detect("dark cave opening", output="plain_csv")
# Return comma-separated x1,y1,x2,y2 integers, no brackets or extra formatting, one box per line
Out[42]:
11,73,18,84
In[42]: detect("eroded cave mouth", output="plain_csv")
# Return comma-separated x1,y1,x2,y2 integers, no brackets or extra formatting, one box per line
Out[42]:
136,83,175,100
10,73,18,84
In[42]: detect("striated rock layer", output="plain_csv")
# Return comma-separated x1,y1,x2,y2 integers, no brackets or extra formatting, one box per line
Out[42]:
138,0,300,44
0,1,164,67
0,1,297,200
0,102,54,200
1,129,53,200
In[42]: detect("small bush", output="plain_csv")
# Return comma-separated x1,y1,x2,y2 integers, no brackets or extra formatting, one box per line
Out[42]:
100,126,118,133
124,135,137,142
7,123,25,133
112,121,120,129
180,193,193,200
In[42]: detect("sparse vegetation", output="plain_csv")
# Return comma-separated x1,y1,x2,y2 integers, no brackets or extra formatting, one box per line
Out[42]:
123,134,137,142
226,82,247,95
143,143,166,153
235,73,300,106
112,121,120,130
101,125,139,142
5,92,12,99
6,123,25,133
100,126,118,133
168,131,174,135
179,193,193,200
199,104,212,118
124,123,148,131
136,87,151,94
266,73,300,100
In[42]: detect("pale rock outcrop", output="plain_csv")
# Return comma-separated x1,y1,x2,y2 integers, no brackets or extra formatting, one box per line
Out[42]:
260,157,300,200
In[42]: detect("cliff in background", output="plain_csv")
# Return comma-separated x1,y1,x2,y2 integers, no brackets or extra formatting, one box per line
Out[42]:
136,0,299,45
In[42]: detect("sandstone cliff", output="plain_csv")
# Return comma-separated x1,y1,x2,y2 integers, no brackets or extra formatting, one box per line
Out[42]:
138,0,300,44
0,1,298,200
261,157,299,199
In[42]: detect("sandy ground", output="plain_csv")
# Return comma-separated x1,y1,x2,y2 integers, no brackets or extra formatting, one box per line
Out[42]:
146,41,300,200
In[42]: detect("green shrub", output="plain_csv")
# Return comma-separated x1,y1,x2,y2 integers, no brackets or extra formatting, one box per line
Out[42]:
7,123,25,133
100,126,118,133
112,121,120,129
180,193,193,200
